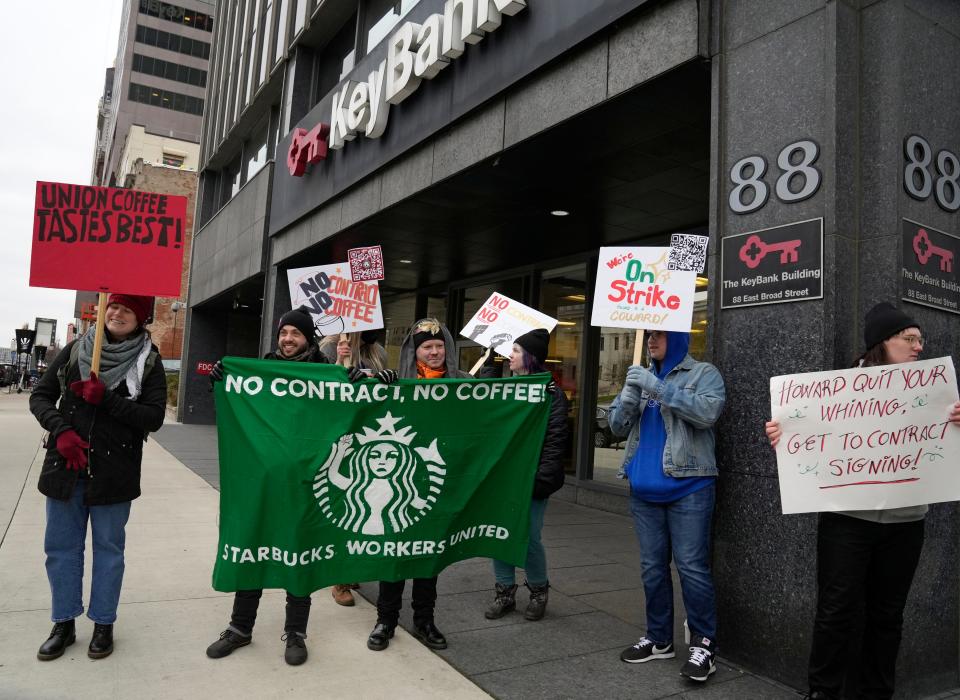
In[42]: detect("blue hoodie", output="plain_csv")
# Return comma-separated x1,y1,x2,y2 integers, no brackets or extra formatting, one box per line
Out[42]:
625,331,713,502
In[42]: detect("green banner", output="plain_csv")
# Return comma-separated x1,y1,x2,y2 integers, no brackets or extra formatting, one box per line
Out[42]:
212,358,552,596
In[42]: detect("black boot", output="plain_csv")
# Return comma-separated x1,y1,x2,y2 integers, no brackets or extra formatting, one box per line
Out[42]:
413,621,447,650
88,623,114,659
484,583,518,619
37,620,76,661
282,633,308,665
524,582,549,621
367,622,395,651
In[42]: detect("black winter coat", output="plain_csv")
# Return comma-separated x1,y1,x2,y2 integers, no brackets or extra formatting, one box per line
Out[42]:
478,364,569,499
30,338,167,505
534,381,569,499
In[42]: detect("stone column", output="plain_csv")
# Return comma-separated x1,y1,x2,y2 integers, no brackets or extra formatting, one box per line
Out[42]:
708,0,960,694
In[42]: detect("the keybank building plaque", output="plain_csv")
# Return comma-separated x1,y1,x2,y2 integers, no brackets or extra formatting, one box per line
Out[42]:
720,218,824,309
901,219,959,315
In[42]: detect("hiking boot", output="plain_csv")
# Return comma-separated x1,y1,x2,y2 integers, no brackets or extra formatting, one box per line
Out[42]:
524,582,549,621
680,636,716,682
331,584,355,606
206,629,252,659
87,623,114,659
37,620,76,661
367,622,395,651
620,636,675,663
282,633,307,665
413,621,447,649
484,583,518,619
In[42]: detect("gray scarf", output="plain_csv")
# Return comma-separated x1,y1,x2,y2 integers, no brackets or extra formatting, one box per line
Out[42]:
78,327,152,399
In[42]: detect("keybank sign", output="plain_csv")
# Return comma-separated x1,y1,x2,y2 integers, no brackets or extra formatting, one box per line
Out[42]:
287,0,526,177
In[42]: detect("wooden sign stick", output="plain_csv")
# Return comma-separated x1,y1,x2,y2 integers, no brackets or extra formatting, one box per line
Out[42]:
632,330,645,366
90,292,108,376
469,347,493,377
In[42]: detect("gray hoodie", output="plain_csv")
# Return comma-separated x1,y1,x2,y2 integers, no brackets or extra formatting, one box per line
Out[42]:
397,322,471,380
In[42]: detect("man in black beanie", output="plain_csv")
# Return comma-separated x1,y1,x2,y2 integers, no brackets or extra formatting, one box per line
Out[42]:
205,305,360,665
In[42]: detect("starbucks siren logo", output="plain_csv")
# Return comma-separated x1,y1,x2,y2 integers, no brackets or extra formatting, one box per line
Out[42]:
313,412,446,535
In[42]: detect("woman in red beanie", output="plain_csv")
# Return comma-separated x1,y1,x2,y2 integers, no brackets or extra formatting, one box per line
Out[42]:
29,293,166,661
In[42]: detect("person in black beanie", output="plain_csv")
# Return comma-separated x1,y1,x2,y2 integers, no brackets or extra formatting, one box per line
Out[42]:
205,305,364,666
765,302,960,699
480,328,569,623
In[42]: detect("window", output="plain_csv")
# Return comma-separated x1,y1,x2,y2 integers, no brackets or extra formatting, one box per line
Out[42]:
293,0,308,36
139,0,214,32
273,0,288,63
314,11,357,101
162,152,185,167
245,117,269,181
365,0,419,54
135,24,211,60
131,52,207,88
258,0,273,85
128,82,204,115
613,336,619,351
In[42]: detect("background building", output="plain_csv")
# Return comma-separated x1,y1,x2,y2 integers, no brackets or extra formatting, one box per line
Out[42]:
80,0,214,376
181,1,960,695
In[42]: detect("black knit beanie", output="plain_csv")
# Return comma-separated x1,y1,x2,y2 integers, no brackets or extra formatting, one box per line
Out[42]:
864,302,919,350
411,318,444,350
278,306,317,343
514,328,550,365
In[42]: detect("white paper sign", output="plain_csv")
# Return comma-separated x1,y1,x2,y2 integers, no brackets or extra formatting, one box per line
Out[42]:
770,357,960,514
287,262,384,336
591,247,697,331
459,292,558,358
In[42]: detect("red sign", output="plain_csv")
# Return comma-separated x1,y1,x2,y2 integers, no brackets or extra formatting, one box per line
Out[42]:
30,181,188,296
80,302,97,321
196,361,215,375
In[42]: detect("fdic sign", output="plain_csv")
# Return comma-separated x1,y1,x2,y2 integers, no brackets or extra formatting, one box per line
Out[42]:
287,0,526,177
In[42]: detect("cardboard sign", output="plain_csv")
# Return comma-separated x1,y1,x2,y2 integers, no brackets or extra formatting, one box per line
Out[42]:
348,245,385,282
287,262,384,336
770,357,960,514
591,247,697,331
460,293,558,358
30,181,187,296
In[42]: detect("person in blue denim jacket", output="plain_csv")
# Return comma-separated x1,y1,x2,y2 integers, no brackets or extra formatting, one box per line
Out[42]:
609,330,725,682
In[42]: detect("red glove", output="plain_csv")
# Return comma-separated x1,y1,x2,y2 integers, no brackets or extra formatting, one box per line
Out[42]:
69,372,106,405
55,430,89,471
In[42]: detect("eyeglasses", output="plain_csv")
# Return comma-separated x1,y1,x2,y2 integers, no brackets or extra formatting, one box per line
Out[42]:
647,331,666,341
898,333,924,347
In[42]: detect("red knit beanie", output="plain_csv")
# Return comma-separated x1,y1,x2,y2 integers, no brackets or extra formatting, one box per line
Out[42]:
107,293,154,326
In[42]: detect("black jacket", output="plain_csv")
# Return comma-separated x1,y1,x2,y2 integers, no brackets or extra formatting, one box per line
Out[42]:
30,338,167,505
534,381,569,499
478,364,569,500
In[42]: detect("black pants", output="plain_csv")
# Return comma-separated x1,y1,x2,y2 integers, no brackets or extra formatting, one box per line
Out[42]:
808,513,924,700
376,577,438,627
229,589,312,636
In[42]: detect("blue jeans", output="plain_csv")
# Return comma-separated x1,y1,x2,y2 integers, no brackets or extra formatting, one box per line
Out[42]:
44,480,132,624
493,498,548,586
630,482,717,645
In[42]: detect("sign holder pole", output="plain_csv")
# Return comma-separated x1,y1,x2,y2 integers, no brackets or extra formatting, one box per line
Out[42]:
632,331,645,366
469,348,492,377
90,292,108,376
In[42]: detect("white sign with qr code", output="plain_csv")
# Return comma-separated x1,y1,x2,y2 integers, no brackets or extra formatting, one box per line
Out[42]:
668,234,709,273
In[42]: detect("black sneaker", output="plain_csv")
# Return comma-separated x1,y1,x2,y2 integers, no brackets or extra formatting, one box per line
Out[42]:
680,637,716,681
620,637,675,663
282,633,307,666
206,629,251,659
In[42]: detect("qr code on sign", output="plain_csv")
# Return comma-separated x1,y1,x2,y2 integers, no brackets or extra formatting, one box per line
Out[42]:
347,246,385,282
668,234,708,273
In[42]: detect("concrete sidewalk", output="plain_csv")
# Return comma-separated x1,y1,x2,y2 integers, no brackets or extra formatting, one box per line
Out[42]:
0,393,487,699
